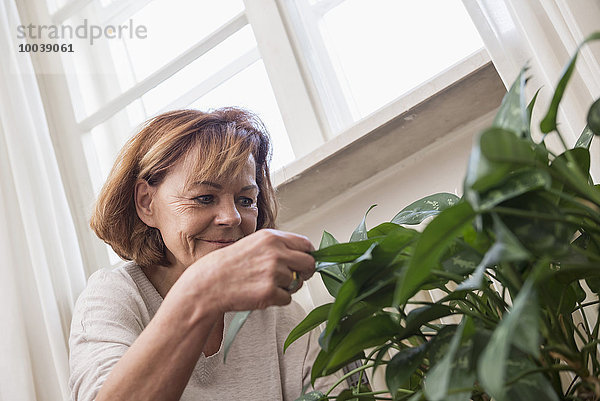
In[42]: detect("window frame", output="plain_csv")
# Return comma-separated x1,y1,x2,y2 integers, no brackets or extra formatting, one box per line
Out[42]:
17,0,490,274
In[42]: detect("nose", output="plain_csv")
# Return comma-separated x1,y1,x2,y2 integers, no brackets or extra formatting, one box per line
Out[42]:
214,199,242,227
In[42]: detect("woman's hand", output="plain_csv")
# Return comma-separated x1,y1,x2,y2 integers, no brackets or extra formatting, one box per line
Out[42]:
181,229,316,313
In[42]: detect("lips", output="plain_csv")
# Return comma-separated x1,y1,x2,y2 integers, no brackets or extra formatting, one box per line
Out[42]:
198,238,238,245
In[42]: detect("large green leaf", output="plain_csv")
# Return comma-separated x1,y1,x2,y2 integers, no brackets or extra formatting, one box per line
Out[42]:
464,141,513,194
526,88,541,141
478,169,551,211
551,148,600,204
493,67,529,138
391,193,460,225
323,228,415,350
458,214,530,290
477,281,539,401
325,313,399,370
403,304,454,337
313,238,382,264
368,222,404,238
386,344,428,399
423,318,468,401
504,357,559,401
394,202,476,306
351,204,377,242
589,98,600,135
541,32,600,133
479,127,542,166
223,310,251,362
441,245,481,276
285,303,332,352
318,231,346,297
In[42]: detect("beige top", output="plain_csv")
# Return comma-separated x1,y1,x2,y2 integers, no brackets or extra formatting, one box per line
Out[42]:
69,262,339,401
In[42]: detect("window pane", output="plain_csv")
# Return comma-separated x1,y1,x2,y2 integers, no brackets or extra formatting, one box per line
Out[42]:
60,0,246,119
189,60,295,171
288,0,484,128
141,26,257,116
121,0,245,82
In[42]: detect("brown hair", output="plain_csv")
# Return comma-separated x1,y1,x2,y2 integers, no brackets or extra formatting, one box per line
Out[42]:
90,108,277,268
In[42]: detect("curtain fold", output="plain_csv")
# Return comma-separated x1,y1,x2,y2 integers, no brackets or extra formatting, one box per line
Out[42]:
0,0,87,399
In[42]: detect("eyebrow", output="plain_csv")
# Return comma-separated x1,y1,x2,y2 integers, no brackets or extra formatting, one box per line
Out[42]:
193,181,259,192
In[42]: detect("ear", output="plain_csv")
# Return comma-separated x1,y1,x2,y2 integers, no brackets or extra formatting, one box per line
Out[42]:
135,179,157,228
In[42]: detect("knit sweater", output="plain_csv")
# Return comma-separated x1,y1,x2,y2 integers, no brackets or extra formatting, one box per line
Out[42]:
69,262,339,401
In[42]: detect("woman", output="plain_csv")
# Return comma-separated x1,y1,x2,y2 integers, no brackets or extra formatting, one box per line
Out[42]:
69,108,337,400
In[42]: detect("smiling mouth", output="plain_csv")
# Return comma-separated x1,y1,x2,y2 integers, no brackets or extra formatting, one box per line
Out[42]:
198,239,238,245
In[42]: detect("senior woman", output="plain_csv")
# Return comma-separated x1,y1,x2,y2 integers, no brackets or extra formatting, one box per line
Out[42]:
69,108,337,400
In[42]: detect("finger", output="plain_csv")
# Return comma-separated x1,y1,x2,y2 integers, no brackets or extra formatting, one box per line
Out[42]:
277,250,315,278
261,229,315,253
271,288,293,306
285,272,303,294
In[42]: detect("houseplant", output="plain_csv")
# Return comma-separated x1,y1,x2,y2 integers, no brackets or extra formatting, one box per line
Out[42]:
285,33,600,401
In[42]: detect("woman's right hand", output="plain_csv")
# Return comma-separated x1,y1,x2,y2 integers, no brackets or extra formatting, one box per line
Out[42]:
179,229,316,313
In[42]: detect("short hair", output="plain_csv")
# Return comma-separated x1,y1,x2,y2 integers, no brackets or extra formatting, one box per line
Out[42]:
90,108,277,268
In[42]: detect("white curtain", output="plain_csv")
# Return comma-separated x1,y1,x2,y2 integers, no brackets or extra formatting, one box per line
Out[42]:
0,0,87,400
462,0,600,166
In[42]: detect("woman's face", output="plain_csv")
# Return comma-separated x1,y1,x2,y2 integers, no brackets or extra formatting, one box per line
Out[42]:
140,152,259,270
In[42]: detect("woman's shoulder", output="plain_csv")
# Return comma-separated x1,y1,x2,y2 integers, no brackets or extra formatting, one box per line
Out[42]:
72,262,153,333
83,262,141,298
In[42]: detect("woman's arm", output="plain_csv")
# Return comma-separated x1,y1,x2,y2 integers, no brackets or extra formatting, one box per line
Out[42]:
89,229,315,401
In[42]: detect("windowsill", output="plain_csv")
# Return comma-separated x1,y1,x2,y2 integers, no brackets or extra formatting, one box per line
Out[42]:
272,50,506,225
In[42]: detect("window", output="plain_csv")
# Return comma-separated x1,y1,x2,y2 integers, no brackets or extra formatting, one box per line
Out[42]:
282,0,484,133
22,0,486,270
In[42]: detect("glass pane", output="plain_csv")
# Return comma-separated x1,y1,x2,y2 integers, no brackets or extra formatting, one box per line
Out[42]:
189,60,295,171
121,0,245,83
292,0,484,125
141,26,257,116
60,0,245,120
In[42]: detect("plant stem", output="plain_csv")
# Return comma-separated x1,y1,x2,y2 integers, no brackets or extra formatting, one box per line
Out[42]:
325,363,375,396
505,364,576,386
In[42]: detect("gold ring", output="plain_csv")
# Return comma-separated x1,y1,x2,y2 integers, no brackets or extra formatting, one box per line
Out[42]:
287,271,300,292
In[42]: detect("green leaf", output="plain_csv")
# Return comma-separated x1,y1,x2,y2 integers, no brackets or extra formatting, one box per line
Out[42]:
394,202,476,306
477,281,539,401
479,127,541,166
505,357,559,401
464,142,513,195
493,67,529,138
313,238,382,264
441,245,481,276
285,303,332,352
368,222,403,238
386,344,428,398
478,169,551,211
223,310,251,362
323,228,414,350
294,391,327,401
575,125,594,149
391,193,460,225
403,304,454,336
526,87,541,140
318,231,346,297
351,204,377,242
325,313,398,370
541,32,600,133
550,147,600,204
458,215,530,290
588,97,600,135
423,318,467,401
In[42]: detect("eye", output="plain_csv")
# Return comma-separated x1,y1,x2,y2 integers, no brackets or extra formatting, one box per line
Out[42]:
193,195,214,205
239,197,255,207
